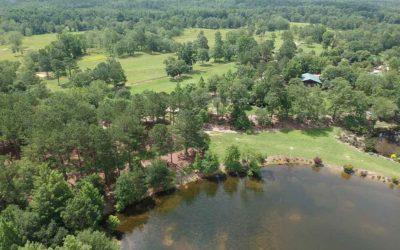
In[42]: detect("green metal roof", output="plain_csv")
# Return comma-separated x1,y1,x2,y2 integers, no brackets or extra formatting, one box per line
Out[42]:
301,73,321,84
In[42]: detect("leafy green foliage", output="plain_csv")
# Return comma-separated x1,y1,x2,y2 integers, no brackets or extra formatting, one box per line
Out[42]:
164,57,190,77
146,160,175,192
195,151,220,176
91,58,126,87
115,169,147,212
174,109,209,154
61,182,104,231
30,167,73,224
106,215,120,231
224,145,243,174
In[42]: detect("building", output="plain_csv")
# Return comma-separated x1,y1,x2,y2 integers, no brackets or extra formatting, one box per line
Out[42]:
301,73,322,86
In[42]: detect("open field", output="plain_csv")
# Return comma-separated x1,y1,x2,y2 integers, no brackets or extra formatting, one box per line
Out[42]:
73,28,238,93
72,26,322,93
0,33,58,61
173,28,234,47
209,127,400,177
0,25,322,93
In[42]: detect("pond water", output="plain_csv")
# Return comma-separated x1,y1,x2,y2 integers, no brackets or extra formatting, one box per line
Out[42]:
118,166,400,250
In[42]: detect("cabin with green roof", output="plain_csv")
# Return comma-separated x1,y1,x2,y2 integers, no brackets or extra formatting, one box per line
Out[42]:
301,73,321,86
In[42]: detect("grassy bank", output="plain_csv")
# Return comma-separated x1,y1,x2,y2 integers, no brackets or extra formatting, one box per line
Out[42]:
209,127,400,177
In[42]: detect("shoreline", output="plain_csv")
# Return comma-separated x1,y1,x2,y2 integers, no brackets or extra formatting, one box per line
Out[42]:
264,155,399,187
177,155,400,192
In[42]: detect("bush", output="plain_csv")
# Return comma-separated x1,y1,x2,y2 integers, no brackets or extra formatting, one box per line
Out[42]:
75,230,119,250
224,145,244,174
364,137,377,153
255,108,272,127
255,152,267,164
192,154,203,171
392,176,399,185
146,160,175,192
107,215,120,231
61,182,104,231
231,106,252,131
313,157,323,167
343,164,354,174
247,159,262,179
115,169,147,212
201,151,220,176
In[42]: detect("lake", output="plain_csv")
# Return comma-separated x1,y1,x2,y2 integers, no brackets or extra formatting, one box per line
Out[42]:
118,166,400,250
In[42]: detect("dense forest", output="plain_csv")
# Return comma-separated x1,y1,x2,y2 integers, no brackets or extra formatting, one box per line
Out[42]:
1,0,400,249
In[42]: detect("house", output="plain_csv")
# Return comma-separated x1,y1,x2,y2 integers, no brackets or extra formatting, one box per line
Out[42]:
301,73,321,86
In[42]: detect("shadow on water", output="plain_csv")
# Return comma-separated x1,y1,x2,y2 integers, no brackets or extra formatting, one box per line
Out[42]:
302,127,333,137
122,196,157,216
223,177,240,195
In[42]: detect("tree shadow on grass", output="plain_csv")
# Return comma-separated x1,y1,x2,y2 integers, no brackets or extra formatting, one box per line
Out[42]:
302,127,333,137
190,69,206,75
199,63,213,67
280,128,294,134
170,75,193,82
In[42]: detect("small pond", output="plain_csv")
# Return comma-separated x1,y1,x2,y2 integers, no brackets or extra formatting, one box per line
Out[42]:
118,166,400,250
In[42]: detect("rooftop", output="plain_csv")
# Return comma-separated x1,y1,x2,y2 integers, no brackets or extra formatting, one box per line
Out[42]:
301,73,321,84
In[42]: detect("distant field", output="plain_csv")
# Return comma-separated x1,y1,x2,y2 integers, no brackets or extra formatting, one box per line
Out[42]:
0,33,57,61
0,25,322,93
209,127,400,177
74,28,238,93
173,28,234,47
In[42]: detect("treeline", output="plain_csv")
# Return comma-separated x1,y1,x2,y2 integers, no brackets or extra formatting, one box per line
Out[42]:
1,0,400,35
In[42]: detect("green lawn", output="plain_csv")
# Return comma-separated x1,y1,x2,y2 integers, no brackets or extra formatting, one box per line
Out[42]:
72,28,238,93
0,33,58,61
11,25,321,93
130,61,235,93
173,28,234,47
209,127,400,177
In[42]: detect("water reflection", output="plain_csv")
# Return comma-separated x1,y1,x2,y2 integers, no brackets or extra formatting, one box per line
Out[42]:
120,166,400,250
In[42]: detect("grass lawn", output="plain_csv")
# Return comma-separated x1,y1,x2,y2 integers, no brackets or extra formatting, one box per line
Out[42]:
130,61,235,93
209,127,400,177
74,28,237,93
35,25,322,92
173,28,234,47
0,33,58,61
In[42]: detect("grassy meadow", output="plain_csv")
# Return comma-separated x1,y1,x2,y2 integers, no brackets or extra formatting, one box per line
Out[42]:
0,33,58,61
0,24,323,93
209,127,400,177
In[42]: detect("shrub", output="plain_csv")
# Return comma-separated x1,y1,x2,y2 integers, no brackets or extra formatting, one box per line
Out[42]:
231,106,252,131
75,230,119,250
255,152,267,164
115,169,147,212
313,157,323,167
201,151,220,176
360,170,368,177
224,145,244,174
343,164,354,174
192,154,203,171
61,182,104,231
364,137,377,153
107,215,120,231
392,176,399,185
146,160,175,192
255,108,272,127
390,154,397,160
247,159,262,179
